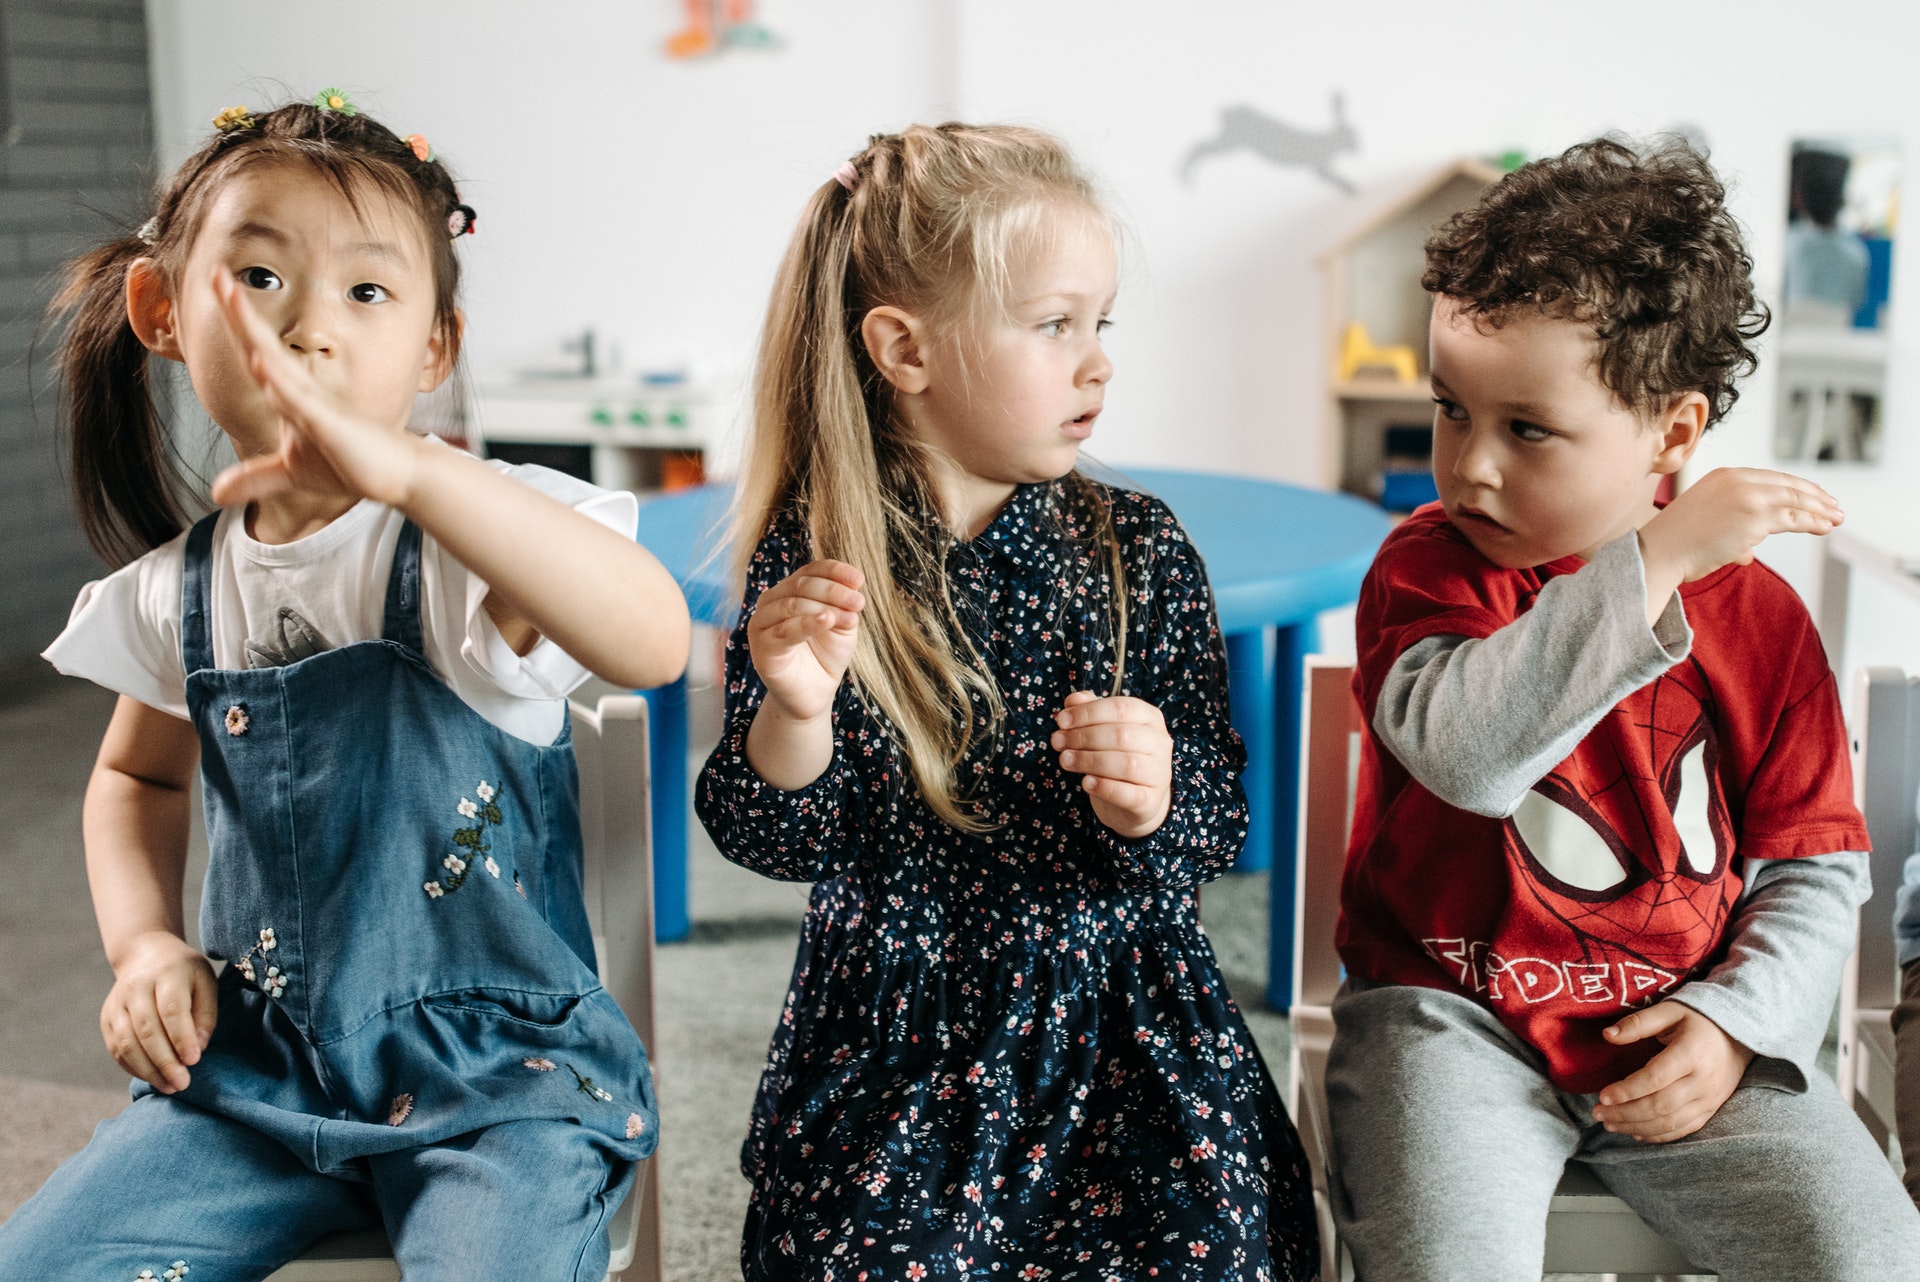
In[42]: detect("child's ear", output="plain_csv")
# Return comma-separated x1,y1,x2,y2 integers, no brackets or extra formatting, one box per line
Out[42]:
419,308,464,392
860,306,930,395
1650,391,1711,475
124,257,183,361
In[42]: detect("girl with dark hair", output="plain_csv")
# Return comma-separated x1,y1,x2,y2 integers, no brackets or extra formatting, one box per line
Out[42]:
695,122,1319,1281
2,95,689,1277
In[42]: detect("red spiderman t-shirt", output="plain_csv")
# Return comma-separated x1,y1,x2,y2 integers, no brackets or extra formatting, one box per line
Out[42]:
1337,505,1868,1093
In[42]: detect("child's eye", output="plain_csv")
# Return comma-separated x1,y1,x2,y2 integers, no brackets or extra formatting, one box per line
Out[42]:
348,283,391,305
1039,318,1067,337
1510,419,1552,443
238,266,282,292
1096,318,1113,335
1431,396,1468,422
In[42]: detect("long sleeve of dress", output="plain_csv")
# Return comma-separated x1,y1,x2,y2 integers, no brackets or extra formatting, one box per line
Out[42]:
1092,505,1250,890
694,519,866,883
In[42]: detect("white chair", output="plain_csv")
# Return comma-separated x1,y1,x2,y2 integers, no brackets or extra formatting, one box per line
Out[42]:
1846,667,1920,1158
264,694,664,1281
1287,657,1703,1281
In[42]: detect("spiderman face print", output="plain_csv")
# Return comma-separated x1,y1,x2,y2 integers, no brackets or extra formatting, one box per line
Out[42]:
1502,656,1740,976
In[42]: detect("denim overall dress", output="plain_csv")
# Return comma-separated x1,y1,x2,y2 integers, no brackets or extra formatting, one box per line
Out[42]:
170,510,657,1175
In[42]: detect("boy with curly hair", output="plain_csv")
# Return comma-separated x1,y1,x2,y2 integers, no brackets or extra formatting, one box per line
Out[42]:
1328,137,1920,1280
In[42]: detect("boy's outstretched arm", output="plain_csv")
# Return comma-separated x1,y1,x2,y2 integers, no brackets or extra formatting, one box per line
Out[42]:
1594,850,1868,1141
1374,531,1689,817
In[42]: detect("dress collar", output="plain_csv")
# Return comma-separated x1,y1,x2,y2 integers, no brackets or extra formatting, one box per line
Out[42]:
956,481,1059,572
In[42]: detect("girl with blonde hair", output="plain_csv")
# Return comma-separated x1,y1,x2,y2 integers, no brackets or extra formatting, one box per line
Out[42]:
697,122,1319,1281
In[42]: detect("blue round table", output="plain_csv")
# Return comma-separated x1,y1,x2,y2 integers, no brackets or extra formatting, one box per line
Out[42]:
633,469,1392,1009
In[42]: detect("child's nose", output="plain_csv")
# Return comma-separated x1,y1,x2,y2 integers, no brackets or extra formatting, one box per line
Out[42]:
1080,344,1112,386
278,289,335,357
1451,430,1501,487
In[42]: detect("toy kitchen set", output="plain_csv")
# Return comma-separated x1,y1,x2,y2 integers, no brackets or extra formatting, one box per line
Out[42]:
463,329,710,496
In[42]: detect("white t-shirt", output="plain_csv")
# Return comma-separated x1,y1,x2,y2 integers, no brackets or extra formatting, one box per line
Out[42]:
43,457,638,745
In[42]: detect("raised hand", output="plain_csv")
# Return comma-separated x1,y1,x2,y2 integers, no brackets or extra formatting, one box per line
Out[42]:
748,560,866,723
100,930,218,1094
1051,690,1173,839
1639,468,1842,602
205,268,423,510
1592,999,1754,1143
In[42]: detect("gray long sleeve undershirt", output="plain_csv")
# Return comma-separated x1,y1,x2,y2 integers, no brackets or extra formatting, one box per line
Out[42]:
1373,529,1866,1086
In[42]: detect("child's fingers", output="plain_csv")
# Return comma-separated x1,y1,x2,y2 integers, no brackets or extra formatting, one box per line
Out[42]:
190,961,219,1048
1601,1001,1685,1049
1595,1047,1689,1108
131,996,191,1091
754,595,850,636
106,998,183,1092
108,1031,168,1093
772,572,865,613
793,560,866,591
210,454,296,508
1052,721,1158,754
154,972,204,1067
1082,773,1156,812
1059,748,1155,783
1055,693,1159,729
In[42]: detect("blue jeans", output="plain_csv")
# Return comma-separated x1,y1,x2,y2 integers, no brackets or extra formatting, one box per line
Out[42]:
0,1092,632,1280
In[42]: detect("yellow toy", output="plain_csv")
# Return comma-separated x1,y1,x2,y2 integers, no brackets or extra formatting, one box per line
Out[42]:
1337,321,1420,384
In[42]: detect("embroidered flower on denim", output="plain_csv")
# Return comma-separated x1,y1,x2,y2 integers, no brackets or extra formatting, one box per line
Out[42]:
426,780,509,898
224,704,249,736
538,1062,647,1142
163,1263,189,1282
567,1063,615,1103
231,926,280,992
388,1093,414,1126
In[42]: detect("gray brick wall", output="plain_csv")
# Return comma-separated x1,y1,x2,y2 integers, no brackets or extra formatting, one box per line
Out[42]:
0,0,154,676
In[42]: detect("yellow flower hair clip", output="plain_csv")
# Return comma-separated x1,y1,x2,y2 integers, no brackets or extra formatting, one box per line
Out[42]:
211,105,255,132
314,87,357,116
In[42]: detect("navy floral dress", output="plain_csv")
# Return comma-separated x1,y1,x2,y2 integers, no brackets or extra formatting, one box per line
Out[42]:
696,479,1319,1282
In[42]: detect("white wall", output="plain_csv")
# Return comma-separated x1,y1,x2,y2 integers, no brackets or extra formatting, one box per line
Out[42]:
146,0,1920,664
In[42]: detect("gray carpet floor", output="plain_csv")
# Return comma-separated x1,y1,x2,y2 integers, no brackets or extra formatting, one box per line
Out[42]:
0,665,1295,1280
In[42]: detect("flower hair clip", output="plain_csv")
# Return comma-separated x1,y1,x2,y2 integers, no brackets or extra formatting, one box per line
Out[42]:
135,217,159,245
211,105,255,132
447,203,477,239
314,87,357,117
406,133,434,164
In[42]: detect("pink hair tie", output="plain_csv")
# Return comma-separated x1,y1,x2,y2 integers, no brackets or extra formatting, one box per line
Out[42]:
832,159,859,192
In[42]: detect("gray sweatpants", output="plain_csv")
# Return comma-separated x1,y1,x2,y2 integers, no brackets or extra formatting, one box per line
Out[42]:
1326,981,1920,1281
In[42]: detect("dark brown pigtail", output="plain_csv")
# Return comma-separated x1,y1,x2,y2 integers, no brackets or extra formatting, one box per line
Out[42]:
53,235,192,567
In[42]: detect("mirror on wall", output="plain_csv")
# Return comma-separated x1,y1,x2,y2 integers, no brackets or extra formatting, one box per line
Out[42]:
1774,137,1899,464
